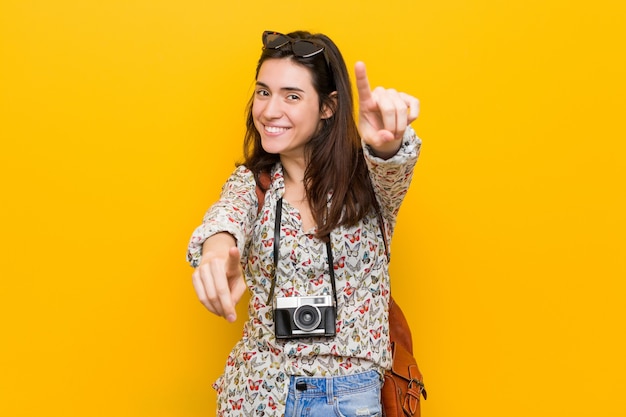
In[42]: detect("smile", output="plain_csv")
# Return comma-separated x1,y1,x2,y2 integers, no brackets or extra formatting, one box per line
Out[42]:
264,125,290,134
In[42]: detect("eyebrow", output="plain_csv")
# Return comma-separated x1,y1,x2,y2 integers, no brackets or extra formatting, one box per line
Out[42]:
255,81,306,93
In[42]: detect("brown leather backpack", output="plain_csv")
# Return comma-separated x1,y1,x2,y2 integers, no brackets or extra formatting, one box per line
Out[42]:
382,297,427,416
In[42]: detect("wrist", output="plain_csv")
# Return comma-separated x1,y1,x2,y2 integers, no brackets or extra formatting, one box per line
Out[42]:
367,140,402,160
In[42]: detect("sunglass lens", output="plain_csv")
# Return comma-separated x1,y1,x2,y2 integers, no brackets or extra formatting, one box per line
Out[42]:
292,40,324,58
263,32,290,49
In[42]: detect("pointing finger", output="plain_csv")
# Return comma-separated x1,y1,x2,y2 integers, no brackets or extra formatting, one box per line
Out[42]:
210,257,236,322
225,246,242,279
354,61,373,105
223,246,243,322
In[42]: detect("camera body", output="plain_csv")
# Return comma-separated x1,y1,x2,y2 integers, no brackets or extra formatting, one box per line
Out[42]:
274,295,336,339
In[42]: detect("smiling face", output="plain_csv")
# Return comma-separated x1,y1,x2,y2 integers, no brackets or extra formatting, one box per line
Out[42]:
252,58,332,161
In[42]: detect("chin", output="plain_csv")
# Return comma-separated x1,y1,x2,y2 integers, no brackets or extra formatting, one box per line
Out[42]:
260,139,282,155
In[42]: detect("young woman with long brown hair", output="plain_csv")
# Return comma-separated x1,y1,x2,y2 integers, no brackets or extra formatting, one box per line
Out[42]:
187,30,421,416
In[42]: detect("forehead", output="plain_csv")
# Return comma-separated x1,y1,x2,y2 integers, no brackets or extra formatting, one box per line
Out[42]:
256,58,316,90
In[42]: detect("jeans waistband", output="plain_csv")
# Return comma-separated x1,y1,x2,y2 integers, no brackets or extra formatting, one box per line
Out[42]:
288,370,380,398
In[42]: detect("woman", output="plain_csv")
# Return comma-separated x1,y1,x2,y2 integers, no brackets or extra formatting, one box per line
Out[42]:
187,30,421,417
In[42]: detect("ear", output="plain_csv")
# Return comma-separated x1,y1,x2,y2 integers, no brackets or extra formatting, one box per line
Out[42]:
321,91,338,119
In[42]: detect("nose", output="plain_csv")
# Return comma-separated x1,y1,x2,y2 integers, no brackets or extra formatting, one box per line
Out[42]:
261,96,283,119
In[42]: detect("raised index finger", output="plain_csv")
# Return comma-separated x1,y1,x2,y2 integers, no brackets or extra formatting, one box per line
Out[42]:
354,61,373,104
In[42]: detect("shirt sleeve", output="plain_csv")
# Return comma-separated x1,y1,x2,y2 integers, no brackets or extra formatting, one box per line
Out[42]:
186,165,258,268
362,126,421,238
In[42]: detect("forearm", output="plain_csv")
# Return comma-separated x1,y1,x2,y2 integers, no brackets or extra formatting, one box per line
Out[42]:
364,127,421,220
187,166,257,268
200,232,237,263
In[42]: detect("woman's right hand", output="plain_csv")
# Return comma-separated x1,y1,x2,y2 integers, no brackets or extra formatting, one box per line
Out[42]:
191,233,247,322
355,61,420,159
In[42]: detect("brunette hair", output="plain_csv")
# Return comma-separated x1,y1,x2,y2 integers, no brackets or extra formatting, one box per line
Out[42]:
241,30,377,238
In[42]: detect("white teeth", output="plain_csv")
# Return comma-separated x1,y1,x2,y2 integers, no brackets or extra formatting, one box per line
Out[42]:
265,125,289,133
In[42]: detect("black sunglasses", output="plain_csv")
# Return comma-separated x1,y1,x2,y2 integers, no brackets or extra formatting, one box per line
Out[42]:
262,31,326,60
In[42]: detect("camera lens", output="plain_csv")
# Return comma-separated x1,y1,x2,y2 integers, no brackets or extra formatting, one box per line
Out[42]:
293,305,321,332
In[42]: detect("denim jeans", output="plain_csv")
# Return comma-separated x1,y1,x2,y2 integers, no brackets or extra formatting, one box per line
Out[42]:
284,370,382,417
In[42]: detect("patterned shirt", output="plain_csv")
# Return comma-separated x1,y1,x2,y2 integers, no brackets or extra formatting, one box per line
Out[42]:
187,127,420,416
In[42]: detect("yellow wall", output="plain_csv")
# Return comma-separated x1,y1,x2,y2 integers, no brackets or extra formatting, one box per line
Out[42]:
1,0,625,416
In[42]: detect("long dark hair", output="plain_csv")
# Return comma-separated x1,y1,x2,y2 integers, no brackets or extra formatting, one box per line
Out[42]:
241,30,377,238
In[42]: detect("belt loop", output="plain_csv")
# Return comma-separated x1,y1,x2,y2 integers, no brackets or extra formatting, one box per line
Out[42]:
326,377,333,405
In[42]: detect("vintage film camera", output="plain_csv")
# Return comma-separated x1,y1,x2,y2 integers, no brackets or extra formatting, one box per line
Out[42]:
274,295,336,339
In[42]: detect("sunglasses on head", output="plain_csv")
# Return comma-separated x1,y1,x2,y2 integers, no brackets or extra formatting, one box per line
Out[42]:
262,31,326,60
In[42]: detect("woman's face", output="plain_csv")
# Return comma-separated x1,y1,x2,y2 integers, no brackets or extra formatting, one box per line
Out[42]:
253,58,328,160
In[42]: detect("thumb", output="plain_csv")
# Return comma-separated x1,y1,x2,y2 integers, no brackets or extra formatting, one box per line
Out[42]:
370,129,395,145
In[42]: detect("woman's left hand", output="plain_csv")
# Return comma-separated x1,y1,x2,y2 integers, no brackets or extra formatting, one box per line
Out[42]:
355,61,420,159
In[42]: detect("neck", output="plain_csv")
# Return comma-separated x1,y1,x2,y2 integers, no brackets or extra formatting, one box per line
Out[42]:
281,158,309,204
280,156,307,185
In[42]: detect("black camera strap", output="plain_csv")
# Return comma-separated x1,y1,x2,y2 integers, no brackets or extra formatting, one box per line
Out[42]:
267,197,337,306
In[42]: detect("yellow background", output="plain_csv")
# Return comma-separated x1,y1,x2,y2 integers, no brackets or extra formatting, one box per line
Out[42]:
1,0,625,416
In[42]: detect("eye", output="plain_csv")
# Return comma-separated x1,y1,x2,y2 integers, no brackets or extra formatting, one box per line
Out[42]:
286,93,301,101
255,89,270,97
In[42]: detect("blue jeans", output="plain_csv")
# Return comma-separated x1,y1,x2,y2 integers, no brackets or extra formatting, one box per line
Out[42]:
284,370,382,417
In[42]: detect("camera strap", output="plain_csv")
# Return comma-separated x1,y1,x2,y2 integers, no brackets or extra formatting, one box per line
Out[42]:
267,197,337,306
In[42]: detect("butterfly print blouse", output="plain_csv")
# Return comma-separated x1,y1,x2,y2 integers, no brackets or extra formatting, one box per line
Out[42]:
187,127,420,416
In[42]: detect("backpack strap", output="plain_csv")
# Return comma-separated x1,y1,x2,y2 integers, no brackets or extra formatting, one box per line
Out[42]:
255,172,271,215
